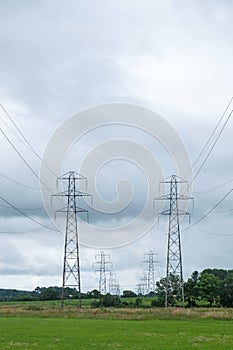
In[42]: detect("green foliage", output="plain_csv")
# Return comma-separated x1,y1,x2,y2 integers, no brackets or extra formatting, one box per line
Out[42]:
198,273,219,306
151,298,164,307
0,289,32,302
156,274,182,306
36,287,61,301
120,299,135,308
155,276,166,306
90,293,122,308
122,290,137,298
87,289,101,299
33,286,78,301
101,293,121,307
219,275,233,307
184,271,199,307
134,298,142,308
90,299,100,308
15,294,37,302
155,269,233,308
1,268,233,308
201,268,230,281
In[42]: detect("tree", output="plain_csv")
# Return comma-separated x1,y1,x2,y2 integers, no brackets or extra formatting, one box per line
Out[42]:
135,298,142,308
122,290,137,298
89,289,101,299
219,276,233,307
198,273,219,306
33,286,61,301
202,268,228,281
101,293,121,307
40,287,61,300
155,277,166,306
156,274,182,306
184,271,199,307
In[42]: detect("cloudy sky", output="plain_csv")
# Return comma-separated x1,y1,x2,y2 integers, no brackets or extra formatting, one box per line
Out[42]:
0,0,233,293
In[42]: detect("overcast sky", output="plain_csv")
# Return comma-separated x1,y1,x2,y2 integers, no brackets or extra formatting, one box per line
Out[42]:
0,0,233,293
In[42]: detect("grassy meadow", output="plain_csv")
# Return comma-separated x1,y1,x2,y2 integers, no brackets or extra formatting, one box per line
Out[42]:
1,301,233,349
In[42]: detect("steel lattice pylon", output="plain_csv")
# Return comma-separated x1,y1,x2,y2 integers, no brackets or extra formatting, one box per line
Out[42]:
157,175,192,307
137,273,147,296
143,251,159,294
54,171,91,307
109,272,120,296
93,252,112,295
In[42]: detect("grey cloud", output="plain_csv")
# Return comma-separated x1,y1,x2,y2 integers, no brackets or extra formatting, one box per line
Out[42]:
0,0,232,290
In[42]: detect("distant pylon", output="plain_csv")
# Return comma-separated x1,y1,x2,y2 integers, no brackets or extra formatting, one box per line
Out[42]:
143,251,159,294
93,251,112,295
54,171,91,307
156,175,192,307
137,273,147,296
111,280,120,296
109,272,120,296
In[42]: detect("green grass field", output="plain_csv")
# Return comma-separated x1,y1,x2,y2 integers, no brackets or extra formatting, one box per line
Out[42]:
1,317,233,349
1,302,233,349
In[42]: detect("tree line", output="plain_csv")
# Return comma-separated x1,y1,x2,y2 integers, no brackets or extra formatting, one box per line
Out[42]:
1,268,233,307
155,268,233,307
186,268,233,307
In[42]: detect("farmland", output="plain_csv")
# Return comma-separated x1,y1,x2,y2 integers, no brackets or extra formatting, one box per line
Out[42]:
1,302,233,349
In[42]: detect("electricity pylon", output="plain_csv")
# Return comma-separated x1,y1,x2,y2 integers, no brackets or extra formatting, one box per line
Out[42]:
109,272,120,296
143,251,159,294
111,279,120,296
109,271,114,294
54,171,91,307
93,251,112,295
137,273,147,296
156,175,192,307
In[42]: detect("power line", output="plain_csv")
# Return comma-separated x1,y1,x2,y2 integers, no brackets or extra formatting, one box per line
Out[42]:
181,97,233,201
192,110,232,182
0,172,56,191
0,105,84,238
0,103,57,179
0,194,57,231
0,127,41,183
0,104,29,145
183,186,233,233
194,177,233,194
0,103,59,195
0,126,57,193
191,96,233,174
194,206,233,214
196,225,233,237
0,225,56,234
0,204,44,211
0,103,37,152
180,100,233,229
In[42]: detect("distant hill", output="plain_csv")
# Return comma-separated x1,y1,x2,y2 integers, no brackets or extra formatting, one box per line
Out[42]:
0,288,32,301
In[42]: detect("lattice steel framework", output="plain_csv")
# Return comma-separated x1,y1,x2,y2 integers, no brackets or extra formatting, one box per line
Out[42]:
157,175,191,307
137,273,147,296
54,171,90,307
93,251,112,295
143,251,159,294
109,272,120,296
